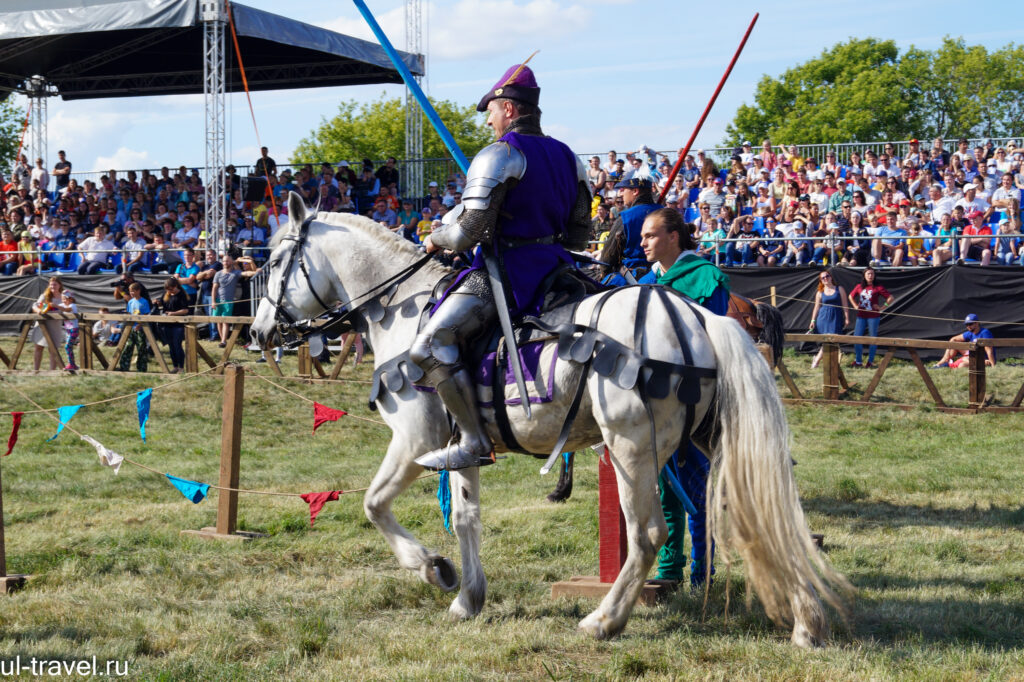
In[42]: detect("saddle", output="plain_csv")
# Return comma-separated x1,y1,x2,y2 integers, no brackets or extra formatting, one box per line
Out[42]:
368,267,717,461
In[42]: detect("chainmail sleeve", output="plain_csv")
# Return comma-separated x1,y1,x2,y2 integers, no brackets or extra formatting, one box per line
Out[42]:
564,180,595,251
429,182,511,251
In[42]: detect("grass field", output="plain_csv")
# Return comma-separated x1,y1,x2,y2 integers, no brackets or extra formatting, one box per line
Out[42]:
0,348,1021,680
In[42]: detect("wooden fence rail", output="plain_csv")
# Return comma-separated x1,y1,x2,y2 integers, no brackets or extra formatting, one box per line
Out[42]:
780,333,1024,413
0,313,357,381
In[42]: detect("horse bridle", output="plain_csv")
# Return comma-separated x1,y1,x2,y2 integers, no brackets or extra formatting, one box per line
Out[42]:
265,213,435,346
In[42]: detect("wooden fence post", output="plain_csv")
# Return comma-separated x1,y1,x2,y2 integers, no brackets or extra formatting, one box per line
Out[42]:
181,364,261,542
185,325,201,374
969,343,987,407
0,458,27,593
297,343,311,379
823,342,840,401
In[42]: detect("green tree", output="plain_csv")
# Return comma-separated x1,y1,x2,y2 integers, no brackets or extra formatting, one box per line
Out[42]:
291,94,492,165
0,96,26,178
725,38,914,146
724,36,1014,146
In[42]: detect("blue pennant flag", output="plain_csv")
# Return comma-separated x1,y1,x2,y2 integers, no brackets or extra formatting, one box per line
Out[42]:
46,405,83,442
136,388,153,442
436,470,452,534
165,474,210,504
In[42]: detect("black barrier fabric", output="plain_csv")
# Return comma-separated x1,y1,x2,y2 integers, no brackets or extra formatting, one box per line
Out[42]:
724,265,1024,356
0,274,257,336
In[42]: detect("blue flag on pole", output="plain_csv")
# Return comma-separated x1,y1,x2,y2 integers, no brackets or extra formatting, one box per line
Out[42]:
136,388,153,442
436,470,452,534
46,405,83,441
165,474,210,504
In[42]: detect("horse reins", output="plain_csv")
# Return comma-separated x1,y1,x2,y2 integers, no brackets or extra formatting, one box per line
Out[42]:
268,214,435,344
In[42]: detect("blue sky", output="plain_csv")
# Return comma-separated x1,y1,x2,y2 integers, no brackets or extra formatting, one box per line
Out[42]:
15,0,1024,174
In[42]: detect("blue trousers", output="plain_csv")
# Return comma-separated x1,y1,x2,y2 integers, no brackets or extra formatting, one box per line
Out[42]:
656,445,715,585
853,316,881,363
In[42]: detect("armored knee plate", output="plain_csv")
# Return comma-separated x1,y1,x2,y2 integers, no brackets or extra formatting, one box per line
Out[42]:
410,284,494,385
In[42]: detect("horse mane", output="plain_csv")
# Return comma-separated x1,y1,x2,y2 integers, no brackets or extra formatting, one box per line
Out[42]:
282,210,451,278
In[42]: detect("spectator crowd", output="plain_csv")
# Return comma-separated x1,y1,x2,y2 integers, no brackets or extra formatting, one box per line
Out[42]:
0,145,469,276
2,136,1022,279
588,137,1023,268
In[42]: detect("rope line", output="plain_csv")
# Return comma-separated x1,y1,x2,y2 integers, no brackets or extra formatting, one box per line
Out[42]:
5,364,222,414
0,375,435,498
244,369,388,426
757,291,1022,328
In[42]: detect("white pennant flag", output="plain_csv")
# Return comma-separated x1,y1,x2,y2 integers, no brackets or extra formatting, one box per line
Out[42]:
81,435,124,475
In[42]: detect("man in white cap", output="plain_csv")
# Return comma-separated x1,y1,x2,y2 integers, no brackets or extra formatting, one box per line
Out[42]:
955,184,991,221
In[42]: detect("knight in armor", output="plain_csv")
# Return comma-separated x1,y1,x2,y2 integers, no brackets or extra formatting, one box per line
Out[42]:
600,165,661,280
411,62,592,472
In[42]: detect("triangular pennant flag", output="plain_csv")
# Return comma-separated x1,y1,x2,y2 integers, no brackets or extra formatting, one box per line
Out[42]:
299,490,342,526
437,470,452,535
165,474,210,504
136,388,153,442
313,402,347,434
81,434,124,475
46,405,83,441
5,412,24,456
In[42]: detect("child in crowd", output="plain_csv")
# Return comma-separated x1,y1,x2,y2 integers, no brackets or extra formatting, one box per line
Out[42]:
118,283,150,372
416,208,433,244
905,221,930,266
92,306,120,346
59,290,80,371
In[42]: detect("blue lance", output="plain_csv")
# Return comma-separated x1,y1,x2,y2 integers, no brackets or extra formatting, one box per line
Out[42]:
351,0,469,174
354,0,534,417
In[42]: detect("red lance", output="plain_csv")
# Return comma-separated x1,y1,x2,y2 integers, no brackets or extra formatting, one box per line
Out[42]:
658,13,760,204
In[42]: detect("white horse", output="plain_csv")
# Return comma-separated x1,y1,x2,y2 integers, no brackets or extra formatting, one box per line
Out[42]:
251,193,850,646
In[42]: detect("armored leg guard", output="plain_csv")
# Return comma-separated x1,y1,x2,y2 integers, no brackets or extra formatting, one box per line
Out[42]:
410,282,496,471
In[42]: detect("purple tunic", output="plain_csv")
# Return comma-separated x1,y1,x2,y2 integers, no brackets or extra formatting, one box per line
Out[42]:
455,131,577,316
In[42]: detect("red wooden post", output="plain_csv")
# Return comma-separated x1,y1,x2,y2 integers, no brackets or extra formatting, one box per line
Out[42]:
598,449,627,582
550,447,663,604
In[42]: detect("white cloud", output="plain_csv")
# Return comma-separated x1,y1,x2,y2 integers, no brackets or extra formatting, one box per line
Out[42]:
321,0,590,61
94,147,151,171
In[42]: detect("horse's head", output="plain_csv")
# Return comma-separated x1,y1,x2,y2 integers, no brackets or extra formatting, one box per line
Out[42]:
251,192,335,350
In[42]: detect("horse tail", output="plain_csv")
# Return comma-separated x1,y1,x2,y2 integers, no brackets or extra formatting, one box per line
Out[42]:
754,301,785,366
700,313,851,644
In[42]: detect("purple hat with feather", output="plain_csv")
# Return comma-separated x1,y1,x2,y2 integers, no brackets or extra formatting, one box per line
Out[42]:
477,53,541,112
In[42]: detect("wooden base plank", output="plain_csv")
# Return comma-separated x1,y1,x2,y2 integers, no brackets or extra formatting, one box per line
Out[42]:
0,574,30,593
180,527,267,542
551,576,668,606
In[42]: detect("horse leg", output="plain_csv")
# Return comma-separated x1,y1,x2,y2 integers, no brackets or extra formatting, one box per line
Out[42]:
546,451,574,503
578,441,665,640
363,437,459,592
447,467,486,620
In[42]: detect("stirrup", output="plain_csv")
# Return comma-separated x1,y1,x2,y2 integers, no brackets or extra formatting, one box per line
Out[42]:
415,443,496,472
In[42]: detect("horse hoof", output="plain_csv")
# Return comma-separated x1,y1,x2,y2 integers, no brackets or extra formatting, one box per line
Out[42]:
578,611,616,640
428,555,460,593
546,490,570,503
791,623,823,649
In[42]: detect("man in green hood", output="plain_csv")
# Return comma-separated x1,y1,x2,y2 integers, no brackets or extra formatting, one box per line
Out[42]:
639,207,730,588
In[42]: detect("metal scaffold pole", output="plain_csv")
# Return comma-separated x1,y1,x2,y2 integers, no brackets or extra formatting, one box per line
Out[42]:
203,0,227,252
25,76,54,170
404,0,424,200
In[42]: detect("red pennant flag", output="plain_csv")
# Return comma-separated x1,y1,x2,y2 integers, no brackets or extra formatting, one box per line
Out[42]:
313,402,347,434
300,490,342,526
5,412,23,457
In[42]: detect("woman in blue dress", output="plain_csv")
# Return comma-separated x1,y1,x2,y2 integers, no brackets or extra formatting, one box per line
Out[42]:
809,269,850,369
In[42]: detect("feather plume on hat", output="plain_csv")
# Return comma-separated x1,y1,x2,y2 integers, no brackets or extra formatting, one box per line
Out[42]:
613,162,654,190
